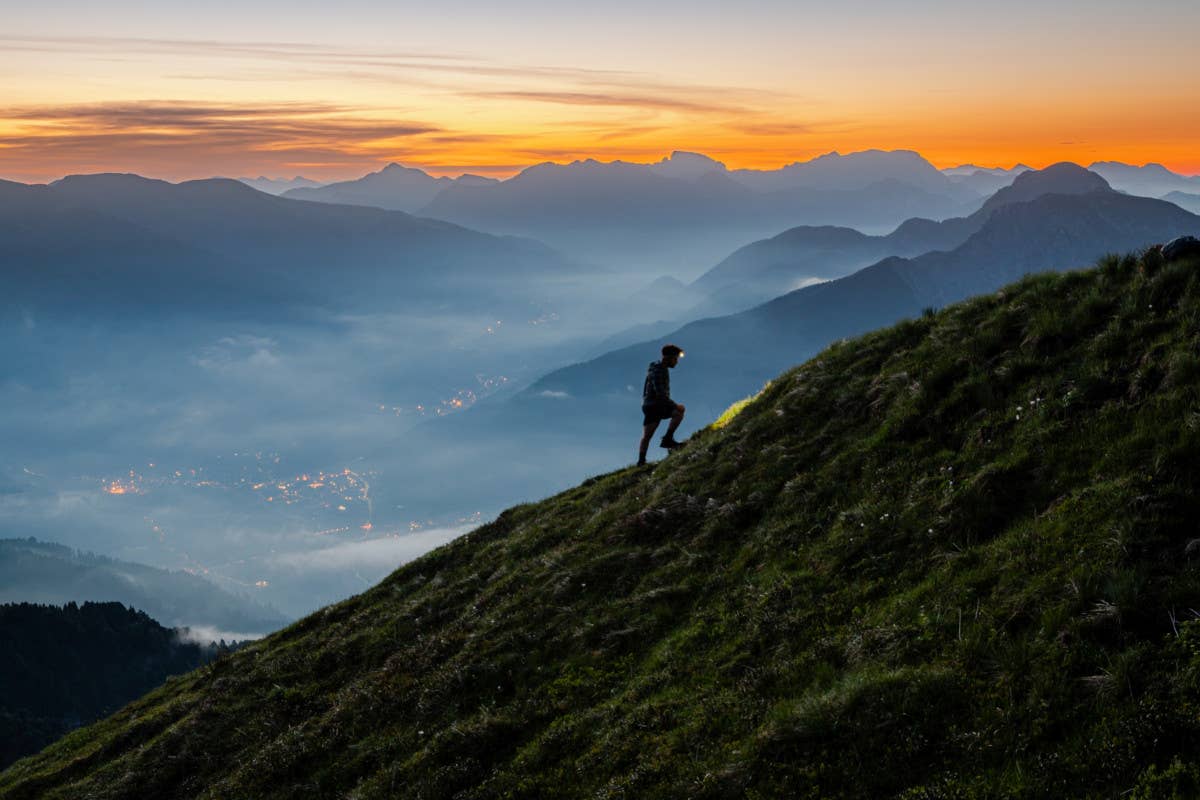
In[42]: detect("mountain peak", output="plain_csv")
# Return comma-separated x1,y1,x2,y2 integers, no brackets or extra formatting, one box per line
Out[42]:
1016,161,1109,187
650,151,728,180
376,162,434,178
51,172,168,190
979,162,1111,215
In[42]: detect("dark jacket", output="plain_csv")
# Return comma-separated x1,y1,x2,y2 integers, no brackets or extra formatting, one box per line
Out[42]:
643,360,671,403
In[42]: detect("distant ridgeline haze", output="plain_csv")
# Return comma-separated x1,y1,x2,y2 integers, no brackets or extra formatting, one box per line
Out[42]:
5,248,1200,796
0,539,288,634
276,151,1200,277
0,173,572,316
685,161,1118,315
296,150,984,274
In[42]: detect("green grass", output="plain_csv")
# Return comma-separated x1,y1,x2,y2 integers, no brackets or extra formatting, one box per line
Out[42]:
4,251,1200,798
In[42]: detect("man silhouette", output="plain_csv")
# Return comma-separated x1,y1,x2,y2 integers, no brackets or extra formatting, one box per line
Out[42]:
638,343,686,466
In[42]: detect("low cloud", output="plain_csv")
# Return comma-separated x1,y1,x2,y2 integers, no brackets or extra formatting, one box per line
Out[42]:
538,390,570,399
176,625,267,645
272,527,471,573
193,335,281,373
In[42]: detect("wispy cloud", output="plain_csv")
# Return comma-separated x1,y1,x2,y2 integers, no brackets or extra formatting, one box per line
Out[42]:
1,34,780,105
468,91,742,115
0,35,643,85
0,35,797,181
0,101,440,180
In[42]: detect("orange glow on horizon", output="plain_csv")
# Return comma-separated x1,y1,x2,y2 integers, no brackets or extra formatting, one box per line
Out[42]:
1,25,1196,184
1,101,1197,183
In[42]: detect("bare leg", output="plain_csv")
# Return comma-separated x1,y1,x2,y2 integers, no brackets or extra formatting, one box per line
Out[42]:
638,420,661,464
663,404,685,442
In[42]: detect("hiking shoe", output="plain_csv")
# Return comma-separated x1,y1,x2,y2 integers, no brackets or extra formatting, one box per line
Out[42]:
659,436,684,450
636,457,647,467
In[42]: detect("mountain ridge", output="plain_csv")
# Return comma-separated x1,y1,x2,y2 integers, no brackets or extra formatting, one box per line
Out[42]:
2,172,575,315
282,163,498,212
687,162,1114,314
0,538,288,634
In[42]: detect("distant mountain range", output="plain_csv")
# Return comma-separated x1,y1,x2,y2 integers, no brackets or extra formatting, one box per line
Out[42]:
0,173,574,315
1164,191,1200,215
939,161,1200,203
373,164,1200,519
1088,161,1200,198
686,163,1112,315
942,163,1032,176
236,153,1198,281
236,175,324,195
283,162,498,212
284,150,983,275
0,538,288,634
940,163,1032,196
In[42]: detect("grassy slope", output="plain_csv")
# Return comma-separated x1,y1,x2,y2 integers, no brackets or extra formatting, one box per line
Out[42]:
5,252,1200,799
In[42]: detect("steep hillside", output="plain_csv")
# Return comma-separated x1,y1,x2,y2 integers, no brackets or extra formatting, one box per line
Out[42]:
5,252,1200,798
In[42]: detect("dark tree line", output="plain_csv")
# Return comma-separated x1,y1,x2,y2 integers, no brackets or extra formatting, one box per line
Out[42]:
0,601,228,769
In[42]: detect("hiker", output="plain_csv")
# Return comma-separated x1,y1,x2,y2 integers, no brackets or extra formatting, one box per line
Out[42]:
638,343,686,466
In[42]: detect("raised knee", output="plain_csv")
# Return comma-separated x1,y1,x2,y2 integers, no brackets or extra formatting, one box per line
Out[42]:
676,404,686,415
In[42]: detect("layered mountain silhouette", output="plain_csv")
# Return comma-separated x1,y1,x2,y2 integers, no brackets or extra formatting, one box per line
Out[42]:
8,251,1200,797
0,174,572,315
1088,161,1200,198
940,163,1032,196
282,163,498,212
686,162,1113,315
0,178,267,314
1165,191,1200,215
0,538,287,634
727,148,959,193
298,150,984,274
235,176,324,195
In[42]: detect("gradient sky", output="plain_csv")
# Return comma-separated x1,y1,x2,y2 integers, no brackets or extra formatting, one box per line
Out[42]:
2,0,1198,183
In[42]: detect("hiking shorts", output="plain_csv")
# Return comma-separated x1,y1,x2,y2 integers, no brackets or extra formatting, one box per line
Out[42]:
642,398,677,427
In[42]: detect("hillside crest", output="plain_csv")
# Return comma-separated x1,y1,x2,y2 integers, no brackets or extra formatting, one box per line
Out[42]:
6,249,1200,798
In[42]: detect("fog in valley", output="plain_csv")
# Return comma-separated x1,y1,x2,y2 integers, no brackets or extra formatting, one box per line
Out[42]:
0,268,682,618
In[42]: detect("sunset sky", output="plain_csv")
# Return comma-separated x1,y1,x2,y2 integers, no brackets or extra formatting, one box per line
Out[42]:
2,0,1198,183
